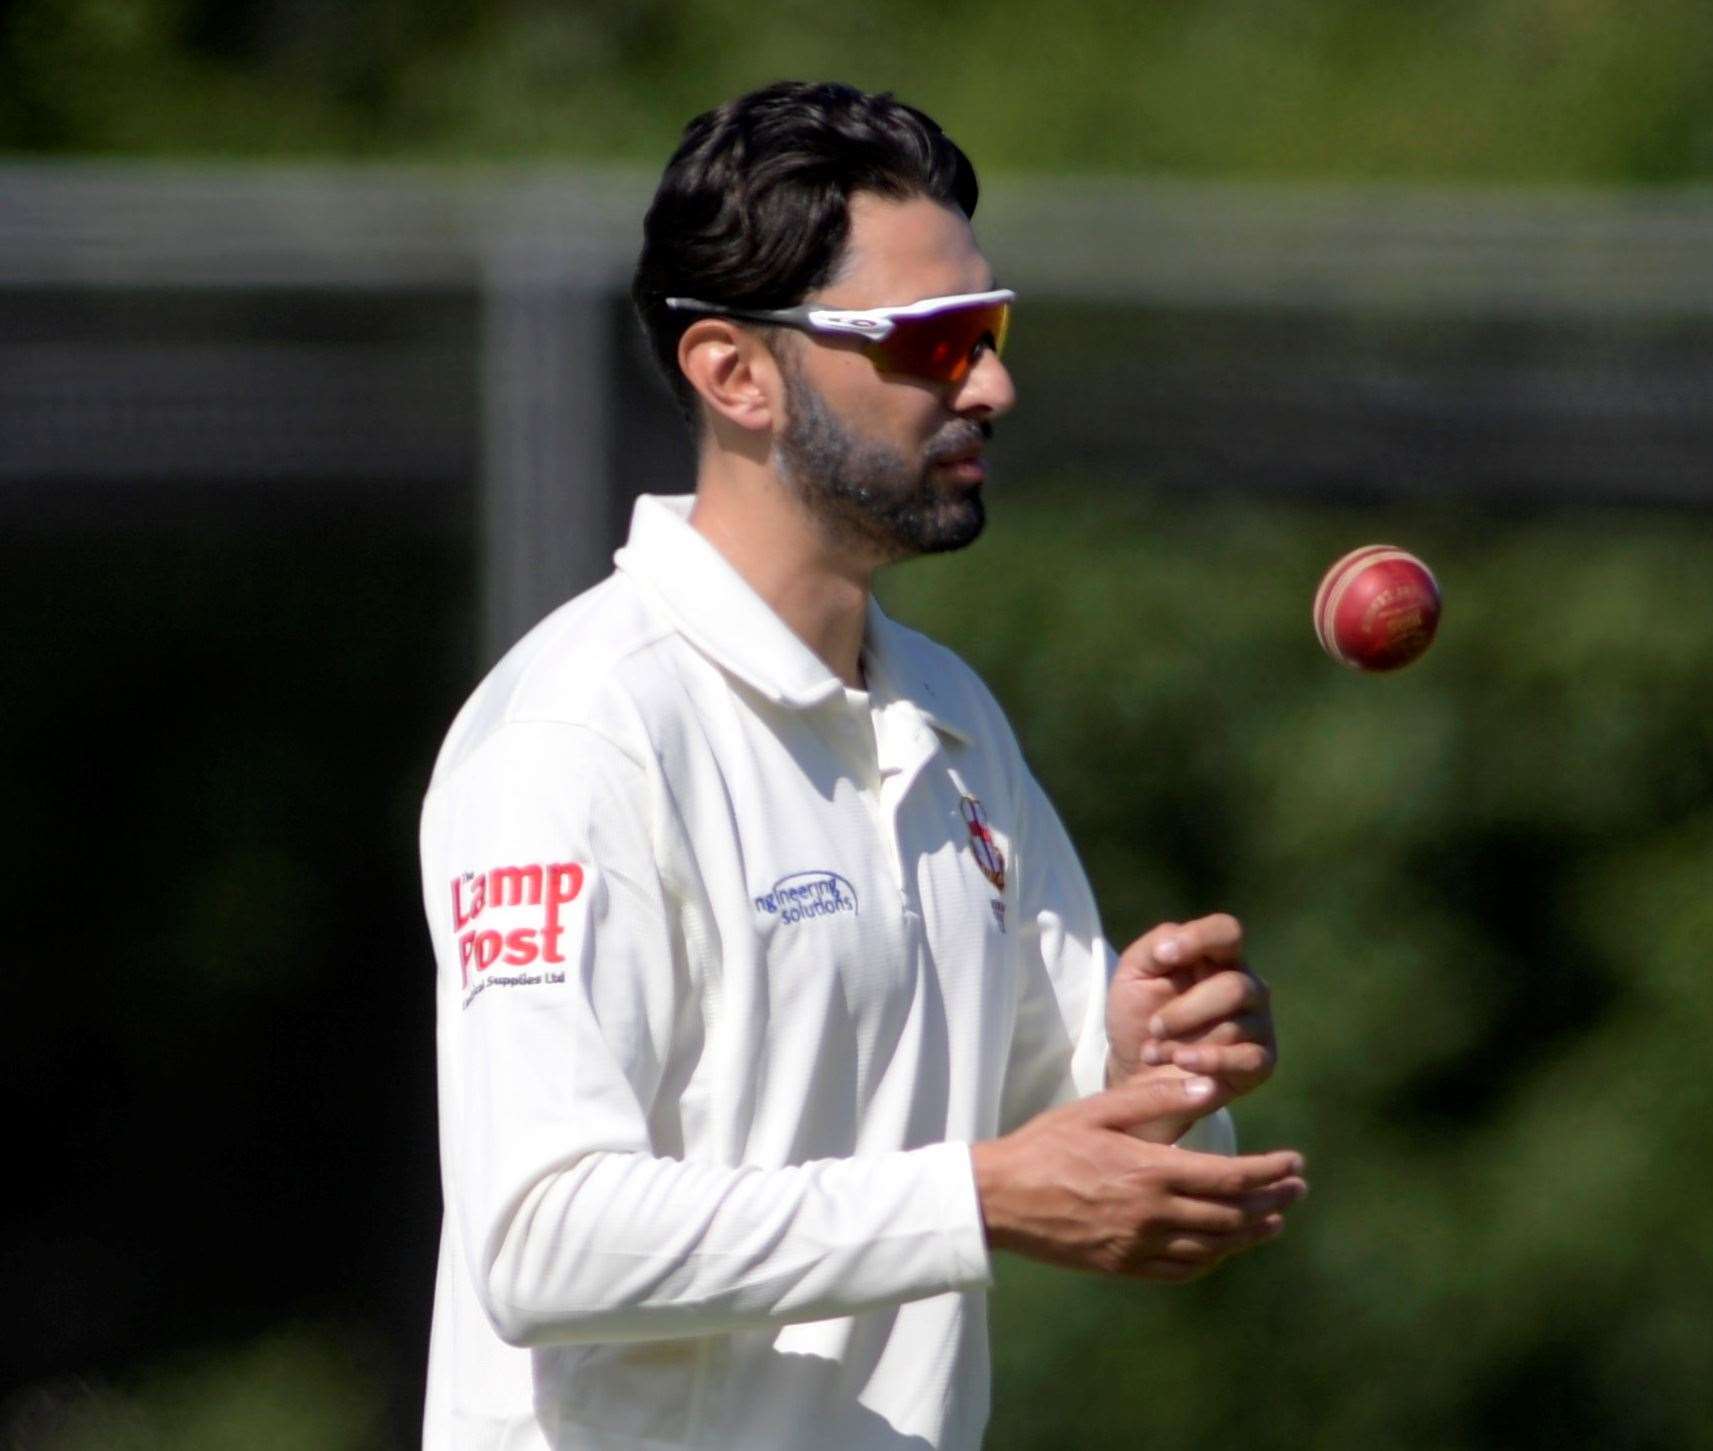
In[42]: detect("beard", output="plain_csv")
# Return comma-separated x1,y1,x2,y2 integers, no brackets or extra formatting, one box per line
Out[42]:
776,357,990,563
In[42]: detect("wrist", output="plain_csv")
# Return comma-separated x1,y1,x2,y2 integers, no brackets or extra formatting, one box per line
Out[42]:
1105,1047,1138,1089
969,1138,1019,1254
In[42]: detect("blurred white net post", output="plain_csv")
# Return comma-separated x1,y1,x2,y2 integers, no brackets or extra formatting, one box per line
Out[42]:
473,175,644,660
480,250,612,662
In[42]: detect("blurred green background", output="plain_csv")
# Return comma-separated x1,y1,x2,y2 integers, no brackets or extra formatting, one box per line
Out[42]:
886,487,1713,1450
5,2,1713,1447
7,0,1713,182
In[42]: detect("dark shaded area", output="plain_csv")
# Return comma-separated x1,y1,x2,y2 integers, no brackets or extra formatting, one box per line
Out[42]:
0,501,474,1441
0,289,479,497
1388,828,1626,1130
1467,1331,1622,1451
1012,302,1713,508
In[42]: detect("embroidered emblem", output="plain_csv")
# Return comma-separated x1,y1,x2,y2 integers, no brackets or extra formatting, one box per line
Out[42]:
754,870,859,927
959,795,1006,892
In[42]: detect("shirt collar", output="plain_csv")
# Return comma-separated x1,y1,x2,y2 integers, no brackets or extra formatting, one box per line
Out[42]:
861,600,974,745
614,494,974,743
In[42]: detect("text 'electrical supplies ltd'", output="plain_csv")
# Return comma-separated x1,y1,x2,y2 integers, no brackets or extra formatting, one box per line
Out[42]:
754,871,859,927
451,862,584,992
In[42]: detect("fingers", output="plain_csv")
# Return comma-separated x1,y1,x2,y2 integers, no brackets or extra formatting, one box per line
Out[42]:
1154,1013,1270,1049
1167,1181,1306,1234
1111,915,1276,1099
1130,913,1246,978
1145,967,1268,1044
1081,1071,1223,1130
973,1100,1307,1281
1132,1215,1288,1280
1157,1216,1288,1263
1164,1147,1307,1198
1125,1154,1306,1281
1155,1040,1275,1084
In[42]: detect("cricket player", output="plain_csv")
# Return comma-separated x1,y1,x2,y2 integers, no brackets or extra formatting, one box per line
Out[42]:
420,79,1307,1450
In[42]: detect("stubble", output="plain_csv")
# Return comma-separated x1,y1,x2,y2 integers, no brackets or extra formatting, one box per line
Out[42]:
776,354,989,564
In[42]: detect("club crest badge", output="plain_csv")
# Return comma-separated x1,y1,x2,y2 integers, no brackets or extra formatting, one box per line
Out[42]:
959,795,1006,893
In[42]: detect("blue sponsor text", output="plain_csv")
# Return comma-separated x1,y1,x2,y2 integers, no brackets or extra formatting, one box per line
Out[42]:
754,870,859,926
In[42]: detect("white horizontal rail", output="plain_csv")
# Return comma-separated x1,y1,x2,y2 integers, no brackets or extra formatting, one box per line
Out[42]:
4,163,1713,315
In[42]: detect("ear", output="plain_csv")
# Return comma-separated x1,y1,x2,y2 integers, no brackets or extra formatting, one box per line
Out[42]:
677,319,784,434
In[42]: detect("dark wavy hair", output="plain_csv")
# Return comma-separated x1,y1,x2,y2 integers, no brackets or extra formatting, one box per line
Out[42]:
632,80,980,419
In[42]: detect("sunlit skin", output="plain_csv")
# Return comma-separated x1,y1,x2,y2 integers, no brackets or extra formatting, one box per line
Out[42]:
680,193,1014,691
675,193,1302,1279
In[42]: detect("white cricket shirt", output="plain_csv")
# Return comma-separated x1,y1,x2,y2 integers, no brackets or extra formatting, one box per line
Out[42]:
420,494,1228,1450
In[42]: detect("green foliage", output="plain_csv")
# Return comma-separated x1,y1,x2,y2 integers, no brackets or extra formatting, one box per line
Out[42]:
4,0,1713,183
0,519,461,1451
880,483,1713,1450
4,1326,387,1451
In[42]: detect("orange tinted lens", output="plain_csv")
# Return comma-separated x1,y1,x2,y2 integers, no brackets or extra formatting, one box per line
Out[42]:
872,301,1011,382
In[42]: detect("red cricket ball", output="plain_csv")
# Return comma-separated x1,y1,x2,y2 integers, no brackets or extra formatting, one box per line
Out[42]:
1313,545,1442,672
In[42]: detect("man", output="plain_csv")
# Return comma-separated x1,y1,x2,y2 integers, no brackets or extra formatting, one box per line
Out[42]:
420,80,1307,1450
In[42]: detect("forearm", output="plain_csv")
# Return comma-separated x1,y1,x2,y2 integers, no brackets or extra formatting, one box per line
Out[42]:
474,1141,991,1347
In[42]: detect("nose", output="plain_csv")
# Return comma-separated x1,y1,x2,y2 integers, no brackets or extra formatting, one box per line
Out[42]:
953,345,1017,420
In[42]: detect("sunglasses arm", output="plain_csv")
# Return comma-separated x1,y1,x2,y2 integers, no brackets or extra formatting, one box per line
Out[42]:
665,296,899,341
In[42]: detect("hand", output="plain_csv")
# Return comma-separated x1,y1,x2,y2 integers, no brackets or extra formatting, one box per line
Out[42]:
1106,914,1275,1129
970,1074,1307,1282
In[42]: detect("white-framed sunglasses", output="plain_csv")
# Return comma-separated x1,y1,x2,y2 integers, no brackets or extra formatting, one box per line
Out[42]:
664,289,1014,384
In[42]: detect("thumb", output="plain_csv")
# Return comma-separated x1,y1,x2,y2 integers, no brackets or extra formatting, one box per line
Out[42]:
1082,1070,1219,1131
1115,921,1184,981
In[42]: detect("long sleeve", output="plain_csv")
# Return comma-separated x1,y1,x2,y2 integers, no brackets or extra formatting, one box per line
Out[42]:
422,720,990,1350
